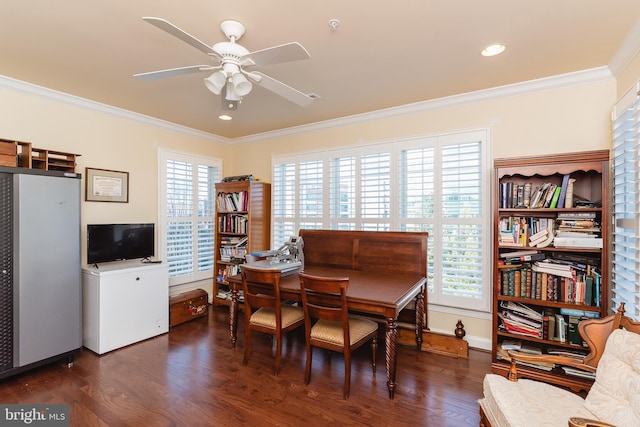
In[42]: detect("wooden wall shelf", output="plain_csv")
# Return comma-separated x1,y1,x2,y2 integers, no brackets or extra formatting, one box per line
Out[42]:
0,138,80,173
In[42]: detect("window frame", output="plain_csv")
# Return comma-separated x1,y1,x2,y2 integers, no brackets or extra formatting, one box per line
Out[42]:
158,148,222,287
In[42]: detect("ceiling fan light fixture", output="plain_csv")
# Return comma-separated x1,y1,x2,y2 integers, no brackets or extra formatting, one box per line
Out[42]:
231,72,252,96
204,70,227,95
225,81,241,101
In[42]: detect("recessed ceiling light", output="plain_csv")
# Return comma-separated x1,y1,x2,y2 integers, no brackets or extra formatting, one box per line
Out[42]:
481,43,506,57
218,114,232,121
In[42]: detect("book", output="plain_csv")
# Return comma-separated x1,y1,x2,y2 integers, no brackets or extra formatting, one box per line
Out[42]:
532,261,574,279
503,252,545,263
548,186,562,208
528,228,548,243
565,178,577,208
553,237,603,249
556,174,570,209
542,184,558,208
500,339,522,350
567,316,583,345
528,230,549,247
500,250,539,258
555,314,566,342
547,313,556,340
529,184,544,208
557,212,596,219
561,366,596,380
523,183,532,208
559,307,600,319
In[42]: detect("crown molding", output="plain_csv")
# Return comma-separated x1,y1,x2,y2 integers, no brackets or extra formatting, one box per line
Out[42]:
234,67,614,144
1,67,613,145
0,74,229,144
608,18,640,77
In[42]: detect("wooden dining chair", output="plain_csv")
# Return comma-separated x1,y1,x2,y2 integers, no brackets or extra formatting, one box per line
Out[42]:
240,265,305,375
298,272,378,399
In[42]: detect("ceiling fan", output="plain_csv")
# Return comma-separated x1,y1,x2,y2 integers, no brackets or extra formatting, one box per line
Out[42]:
134,17,315,108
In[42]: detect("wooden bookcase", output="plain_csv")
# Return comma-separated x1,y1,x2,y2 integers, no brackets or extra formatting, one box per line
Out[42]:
213,180,271,306
491,150,610,393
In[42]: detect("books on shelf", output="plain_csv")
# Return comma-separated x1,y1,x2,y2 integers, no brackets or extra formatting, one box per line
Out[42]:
559,308,601,319
496,347,555,371
500,260,599,305
498,216,555,248
500,339,522,350
557,212,597,220
499,177,596,210
217,191,249,211
498,301,543,338
561,366,596,380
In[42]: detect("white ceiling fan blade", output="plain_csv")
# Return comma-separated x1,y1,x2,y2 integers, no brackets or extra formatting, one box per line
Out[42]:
250,71,314,107
143,17,220,59
134,65,216,81
241,42,310,67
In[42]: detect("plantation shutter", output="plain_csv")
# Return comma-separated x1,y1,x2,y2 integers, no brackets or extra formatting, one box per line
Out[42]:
162,152,220,285
611,83,640,319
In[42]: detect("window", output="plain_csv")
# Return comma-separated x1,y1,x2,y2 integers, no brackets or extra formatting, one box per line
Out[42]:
159,149,221,286
612,82,640,320
272,129,491,311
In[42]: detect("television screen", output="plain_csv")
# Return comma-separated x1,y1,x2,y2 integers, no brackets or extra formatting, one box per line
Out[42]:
87,223,155,265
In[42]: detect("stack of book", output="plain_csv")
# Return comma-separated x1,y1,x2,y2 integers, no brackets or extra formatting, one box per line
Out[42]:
498,216,556,248
498,301,543,338
497,340,554,371
219,236,248,261
554,212,602,249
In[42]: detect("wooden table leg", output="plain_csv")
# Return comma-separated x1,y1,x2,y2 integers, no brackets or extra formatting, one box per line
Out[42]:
229,289,239,348
415,287,425,350
385,316,398,399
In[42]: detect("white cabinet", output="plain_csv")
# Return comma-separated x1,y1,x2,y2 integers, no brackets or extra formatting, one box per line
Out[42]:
82,261,169,354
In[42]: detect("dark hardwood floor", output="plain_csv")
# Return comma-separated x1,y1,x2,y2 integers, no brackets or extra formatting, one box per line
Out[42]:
0,305,491,426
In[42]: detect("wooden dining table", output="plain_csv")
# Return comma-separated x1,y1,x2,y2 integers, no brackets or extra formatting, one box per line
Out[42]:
225,229,428,399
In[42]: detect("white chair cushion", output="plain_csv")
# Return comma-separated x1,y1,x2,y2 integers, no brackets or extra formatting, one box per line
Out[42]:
250,305,304,329
311,317,378,346
480,374,596,427
584,328,640,427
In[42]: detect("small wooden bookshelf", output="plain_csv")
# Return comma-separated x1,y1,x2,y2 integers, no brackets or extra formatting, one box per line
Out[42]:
213,180,271,306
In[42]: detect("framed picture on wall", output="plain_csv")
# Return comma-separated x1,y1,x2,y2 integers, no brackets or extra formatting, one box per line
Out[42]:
85,167,129,203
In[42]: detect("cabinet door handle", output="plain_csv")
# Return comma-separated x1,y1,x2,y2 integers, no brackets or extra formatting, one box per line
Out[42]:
136,277,140,281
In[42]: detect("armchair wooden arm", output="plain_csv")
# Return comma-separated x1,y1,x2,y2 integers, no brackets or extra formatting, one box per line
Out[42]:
568,417,617,427
507,303,640,382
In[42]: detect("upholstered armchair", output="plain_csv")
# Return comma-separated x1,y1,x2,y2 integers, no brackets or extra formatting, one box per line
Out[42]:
479,303,640,427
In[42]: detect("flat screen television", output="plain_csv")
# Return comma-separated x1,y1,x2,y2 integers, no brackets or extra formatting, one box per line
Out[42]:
87,223,155,265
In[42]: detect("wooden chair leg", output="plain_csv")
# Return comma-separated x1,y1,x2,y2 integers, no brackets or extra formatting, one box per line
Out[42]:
274,332,282,375
243,328,251,366
304,343,312,384
344,349,351,399
371,336,377,373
